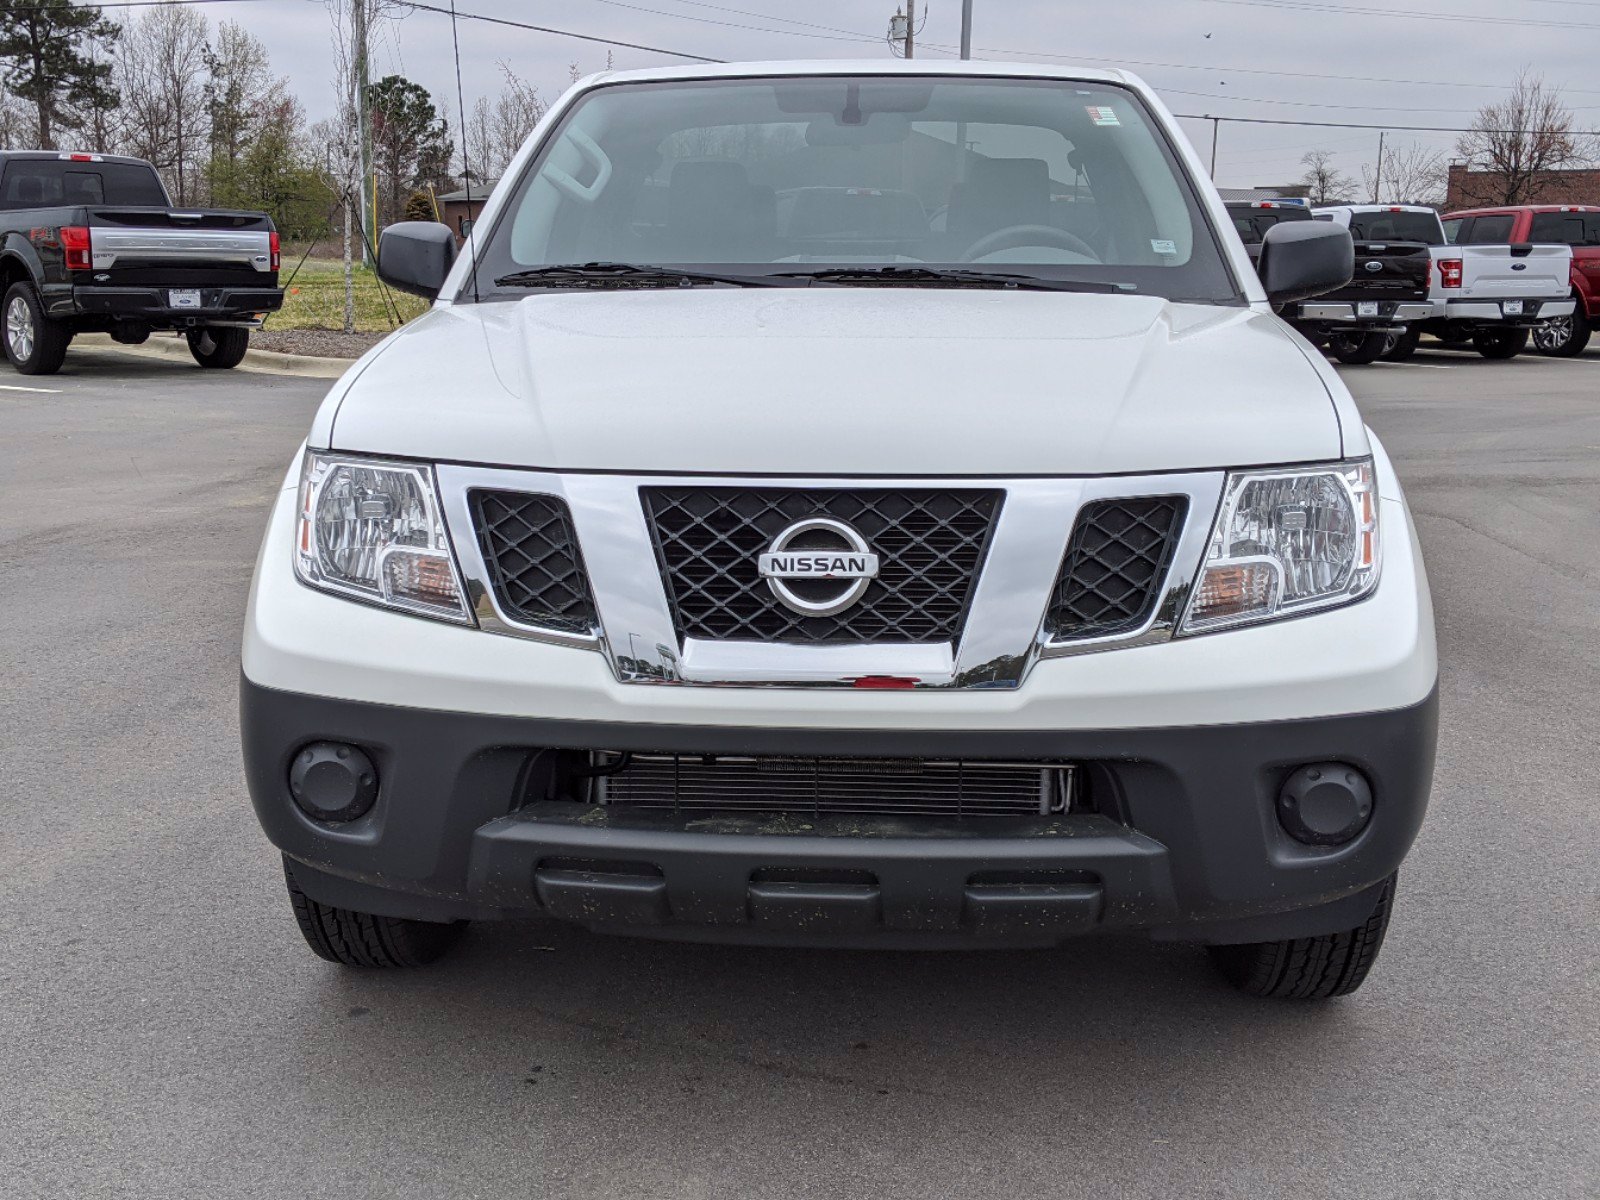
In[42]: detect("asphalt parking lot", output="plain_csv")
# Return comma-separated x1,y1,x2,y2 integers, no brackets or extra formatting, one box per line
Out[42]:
2,341,1597,1199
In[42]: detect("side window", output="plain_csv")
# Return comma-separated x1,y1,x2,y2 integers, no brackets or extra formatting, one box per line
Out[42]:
1462,214,1514,244
0,163,62,208
1586,216,1600,246
1442,218,1465,244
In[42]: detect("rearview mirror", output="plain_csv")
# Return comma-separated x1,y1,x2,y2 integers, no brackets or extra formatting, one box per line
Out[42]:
1257,221,1353,306
378,221,457,300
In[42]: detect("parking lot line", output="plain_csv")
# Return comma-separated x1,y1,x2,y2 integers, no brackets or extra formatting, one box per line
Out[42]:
0,382,62,393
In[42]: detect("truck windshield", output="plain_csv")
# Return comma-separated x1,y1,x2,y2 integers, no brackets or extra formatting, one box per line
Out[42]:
470,76,1239,303
1345,210,1442,244
0,159,169,210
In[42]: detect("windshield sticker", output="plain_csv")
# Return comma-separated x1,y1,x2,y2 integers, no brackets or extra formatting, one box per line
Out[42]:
1086,106,1121,127
1151,239,1178,256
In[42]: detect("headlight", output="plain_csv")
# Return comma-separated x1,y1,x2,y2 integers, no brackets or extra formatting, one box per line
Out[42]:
1179,458,1378,634
294,451,472,623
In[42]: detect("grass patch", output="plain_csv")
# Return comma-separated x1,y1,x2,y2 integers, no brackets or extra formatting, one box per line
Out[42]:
268,258,429,333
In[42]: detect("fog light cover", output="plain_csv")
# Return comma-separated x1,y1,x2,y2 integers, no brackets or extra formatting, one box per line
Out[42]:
294,451,472,623
1181,459,1378,634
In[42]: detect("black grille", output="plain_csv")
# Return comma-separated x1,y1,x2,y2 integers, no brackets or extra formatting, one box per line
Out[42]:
1045,497,1188,641
595,754,1075,819
642,488,1002,644
471,490,598,634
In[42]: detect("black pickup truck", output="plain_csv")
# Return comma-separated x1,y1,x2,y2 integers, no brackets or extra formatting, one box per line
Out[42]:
0,151,283,374
1227,200,1432,364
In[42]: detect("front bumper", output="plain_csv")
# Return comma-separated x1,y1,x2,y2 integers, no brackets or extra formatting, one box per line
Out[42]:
247,677,1437,948
244,436,1437,948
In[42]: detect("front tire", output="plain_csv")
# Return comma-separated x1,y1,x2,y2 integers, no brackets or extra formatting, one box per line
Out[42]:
283,857,466,967
1532,306,1591,357
1473,327,1530,360
186,326,250,369
1326,330,1388,365
3,282,71,375
1209,875,1395,1000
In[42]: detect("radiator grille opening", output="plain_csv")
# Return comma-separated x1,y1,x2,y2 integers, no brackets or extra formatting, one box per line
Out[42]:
641,487,1002,644
471,490,598,634
588,753,1077,819
1045,496,1189,642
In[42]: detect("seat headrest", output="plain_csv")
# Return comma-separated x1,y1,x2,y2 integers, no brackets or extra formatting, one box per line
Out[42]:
947,157,1052,235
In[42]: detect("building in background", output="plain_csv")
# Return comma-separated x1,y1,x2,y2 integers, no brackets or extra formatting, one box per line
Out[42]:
437,179,498,243
1446,164,1600,210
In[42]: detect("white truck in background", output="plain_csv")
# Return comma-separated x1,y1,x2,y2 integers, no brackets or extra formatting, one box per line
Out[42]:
1313,204,1573,360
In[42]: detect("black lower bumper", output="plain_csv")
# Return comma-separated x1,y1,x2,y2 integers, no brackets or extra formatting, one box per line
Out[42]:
70,286,283,329
242,677,1437,948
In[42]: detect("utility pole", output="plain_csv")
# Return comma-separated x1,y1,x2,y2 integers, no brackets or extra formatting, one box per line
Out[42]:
1372,130,1386,203
890,1,916,57
353,0,375,266
1208,117,1220,179
960,0,974,58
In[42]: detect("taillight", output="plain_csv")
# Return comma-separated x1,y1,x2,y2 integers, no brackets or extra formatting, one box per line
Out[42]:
269,231,280,272
1439,258,1464,289
60,225,92,270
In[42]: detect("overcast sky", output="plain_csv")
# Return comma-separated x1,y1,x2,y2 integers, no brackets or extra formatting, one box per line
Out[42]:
234,0,1596,191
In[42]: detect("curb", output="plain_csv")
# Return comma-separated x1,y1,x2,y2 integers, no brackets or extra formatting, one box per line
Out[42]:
74,333,356,379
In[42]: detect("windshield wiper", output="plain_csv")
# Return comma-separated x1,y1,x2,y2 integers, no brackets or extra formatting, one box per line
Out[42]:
493,262,793,289
777,266,1133,293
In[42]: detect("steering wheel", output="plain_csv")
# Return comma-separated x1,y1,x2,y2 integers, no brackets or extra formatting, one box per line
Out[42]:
961,224,1100,263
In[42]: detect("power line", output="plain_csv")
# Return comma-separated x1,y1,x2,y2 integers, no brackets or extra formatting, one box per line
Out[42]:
569,0,883,46
379,0,725,61
1176,112,1578,135
58,0,1600,102
1195,0,1600,31
1160,85,1600,114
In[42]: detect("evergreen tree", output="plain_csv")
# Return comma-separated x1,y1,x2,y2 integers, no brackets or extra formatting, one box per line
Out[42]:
366,74,454,227
0,0,119,149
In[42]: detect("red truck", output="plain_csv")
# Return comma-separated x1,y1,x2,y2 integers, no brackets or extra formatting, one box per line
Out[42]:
1442,204,1600,356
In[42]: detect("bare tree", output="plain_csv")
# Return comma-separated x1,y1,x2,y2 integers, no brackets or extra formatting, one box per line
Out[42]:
116,2,211,204
1299,149,1356,205
206,21,287,182
1455,71,1595,205
0,85,34,147
463,62,547,183
323,0,406,330
1361,142,1448,207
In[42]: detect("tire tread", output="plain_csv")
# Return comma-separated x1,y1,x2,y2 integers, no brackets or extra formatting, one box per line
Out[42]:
1209,875,1395,1000
283,857,463,968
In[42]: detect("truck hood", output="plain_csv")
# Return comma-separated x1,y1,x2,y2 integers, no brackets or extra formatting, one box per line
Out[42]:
326,289,1345,475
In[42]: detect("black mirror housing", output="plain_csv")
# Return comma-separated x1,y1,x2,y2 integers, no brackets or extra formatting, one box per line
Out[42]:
377,222,458,299
1257,221,1353,306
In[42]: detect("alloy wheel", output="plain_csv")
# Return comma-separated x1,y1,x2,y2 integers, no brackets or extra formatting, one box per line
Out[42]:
1533,317,1573,353
6,295,34,362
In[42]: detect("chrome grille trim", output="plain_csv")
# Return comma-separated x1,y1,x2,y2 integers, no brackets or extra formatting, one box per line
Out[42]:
435,467,1226,687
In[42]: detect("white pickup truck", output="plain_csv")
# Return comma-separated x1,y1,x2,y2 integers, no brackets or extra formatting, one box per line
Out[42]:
243,61,1438,1002
1314,204,1573,360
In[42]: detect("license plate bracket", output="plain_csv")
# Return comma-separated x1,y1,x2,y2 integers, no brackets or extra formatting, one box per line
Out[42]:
1356,301,1379,318
1503,300,1524,316
169,288,202,309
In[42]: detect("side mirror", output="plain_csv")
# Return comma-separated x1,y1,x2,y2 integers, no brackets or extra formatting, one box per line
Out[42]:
1257,221,1353,306
377,221,458,299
